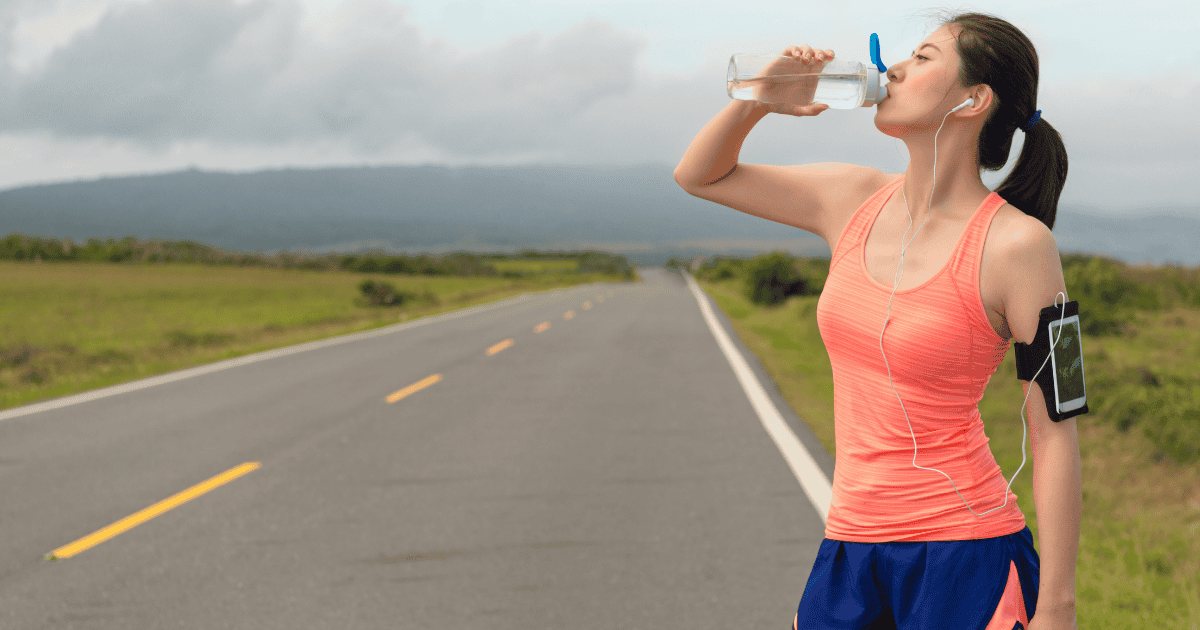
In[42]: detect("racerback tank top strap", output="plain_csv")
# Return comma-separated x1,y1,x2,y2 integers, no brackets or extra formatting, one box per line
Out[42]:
948,188,1010,343
829,175,905,268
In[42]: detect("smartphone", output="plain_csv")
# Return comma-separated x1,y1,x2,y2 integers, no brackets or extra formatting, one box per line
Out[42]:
1047,314,1087,414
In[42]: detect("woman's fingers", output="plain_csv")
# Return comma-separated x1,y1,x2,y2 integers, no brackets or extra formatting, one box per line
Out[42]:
797,103,830,116
762,46,836,116
780,45,834,64
766,101,829,117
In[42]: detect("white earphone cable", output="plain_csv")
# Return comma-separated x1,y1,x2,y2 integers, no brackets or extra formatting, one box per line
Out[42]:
880,103,1064,516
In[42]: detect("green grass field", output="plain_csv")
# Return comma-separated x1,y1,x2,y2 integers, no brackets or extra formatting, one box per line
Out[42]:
694,275,1199,630
3,258,1195,626
488,258,579,274
0,261,631,411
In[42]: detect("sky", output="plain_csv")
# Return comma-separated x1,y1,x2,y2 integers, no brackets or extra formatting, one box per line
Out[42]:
0,0,1197,216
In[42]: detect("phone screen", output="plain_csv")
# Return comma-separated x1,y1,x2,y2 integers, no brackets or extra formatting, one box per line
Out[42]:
1048,315,1086,413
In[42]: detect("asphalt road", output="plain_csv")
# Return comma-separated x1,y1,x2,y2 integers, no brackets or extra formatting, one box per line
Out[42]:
0,267,835,629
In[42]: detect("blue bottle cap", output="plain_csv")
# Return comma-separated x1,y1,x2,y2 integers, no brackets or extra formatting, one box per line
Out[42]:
870,33,887,73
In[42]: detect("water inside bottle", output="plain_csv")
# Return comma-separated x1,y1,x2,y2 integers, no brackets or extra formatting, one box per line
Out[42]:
728,73,867,109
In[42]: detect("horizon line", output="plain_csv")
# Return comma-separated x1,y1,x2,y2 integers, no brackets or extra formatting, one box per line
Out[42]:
1,162,1196,219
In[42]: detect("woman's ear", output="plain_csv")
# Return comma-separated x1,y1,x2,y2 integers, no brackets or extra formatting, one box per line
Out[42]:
970,85,995,115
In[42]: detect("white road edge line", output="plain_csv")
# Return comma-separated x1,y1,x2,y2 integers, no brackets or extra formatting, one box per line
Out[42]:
683,271,831,523
0,283,601,423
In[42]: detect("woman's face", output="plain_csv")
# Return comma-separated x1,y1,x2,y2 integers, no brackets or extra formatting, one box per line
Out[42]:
874,23,971,137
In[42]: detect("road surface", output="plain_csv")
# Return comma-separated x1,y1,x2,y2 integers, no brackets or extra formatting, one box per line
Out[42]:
0,267,834,629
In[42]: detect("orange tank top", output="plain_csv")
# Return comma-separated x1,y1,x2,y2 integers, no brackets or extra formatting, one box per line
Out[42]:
815,174,1026,542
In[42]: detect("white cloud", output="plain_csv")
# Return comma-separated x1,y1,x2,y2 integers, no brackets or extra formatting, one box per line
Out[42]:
0,0,1196,215
6,0,151,74
1,0,643,154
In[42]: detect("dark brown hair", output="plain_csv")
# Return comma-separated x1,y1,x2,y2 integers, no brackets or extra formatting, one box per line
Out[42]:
939,11,1068,231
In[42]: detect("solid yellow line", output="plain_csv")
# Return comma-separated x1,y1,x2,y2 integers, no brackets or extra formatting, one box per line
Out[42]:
45,461,262,561
386,373,442,403
486,339,514,356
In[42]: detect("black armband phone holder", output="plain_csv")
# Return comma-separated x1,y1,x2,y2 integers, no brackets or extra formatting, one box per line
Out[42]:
1013,299,1089,422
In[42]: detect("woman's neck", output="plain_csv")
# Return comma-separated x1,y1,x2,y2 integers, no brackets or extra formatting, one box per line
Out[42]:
900,130,991,223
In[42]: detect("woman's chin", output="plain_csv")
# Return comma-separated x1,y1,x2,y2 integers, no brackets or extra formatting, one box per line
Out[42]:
873,113,905,139
873,109,939,138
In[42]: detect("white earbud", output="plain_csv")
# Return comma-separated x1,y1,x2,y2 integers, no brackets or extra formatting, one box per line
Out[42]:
950,97,974,113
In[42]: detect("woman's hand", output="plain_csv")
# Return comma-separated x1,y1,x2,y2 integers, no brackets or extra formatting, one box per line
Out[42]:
755,45,835,117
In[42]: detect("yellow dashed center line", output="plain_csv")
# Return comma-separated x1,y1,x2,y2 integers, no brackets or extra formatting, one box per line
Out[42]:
50,293,620,562
45,461,262,561
486,338,514,356
386,374,442,403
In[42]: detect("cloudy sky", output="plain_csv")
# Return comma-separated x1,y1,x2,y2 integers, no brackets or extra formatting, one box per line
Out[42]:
0,0,1197,216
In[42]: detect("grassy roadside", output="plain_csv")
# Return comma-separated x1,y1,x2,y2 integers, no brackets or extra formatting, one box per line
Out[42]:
693,273,1199,630
0,261,635,412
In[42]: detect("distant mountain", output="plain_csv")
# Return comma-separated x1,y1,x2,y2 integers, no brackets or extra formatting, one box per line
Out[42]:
1,164,1196,268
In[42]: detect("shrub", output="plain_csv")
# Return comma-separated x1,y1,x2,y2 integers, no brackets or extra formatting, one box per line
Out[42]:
360,279,399,306
577,251,633,276
1062,256,1142,336
1088,363,1200,465
355,258,382,273
744,252,808,307
0,344,42,367
358,279,429,307
384,258,414,274
19,367,48,384
694,256,744,282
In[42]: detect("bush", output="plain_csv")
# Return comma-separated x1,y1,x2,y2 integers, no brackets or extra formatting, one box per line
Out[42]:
1062,255,1142,336
577,251,633,276
744,252,808,307
360,279,402,306
1087,362,1200,465
0,344,42,367
695,253,829,296
164,330,235,348
357,279,436,307
693,256,744,282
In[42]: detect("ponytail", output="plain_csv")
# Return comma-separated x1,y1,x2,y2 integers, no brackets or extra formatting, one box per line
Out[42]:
943,11,1069,231
993,117,1069,231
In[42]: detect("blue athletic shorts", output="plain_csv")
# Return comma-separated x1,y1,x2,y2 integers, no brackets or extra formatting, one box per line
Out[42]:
793,526,1039,630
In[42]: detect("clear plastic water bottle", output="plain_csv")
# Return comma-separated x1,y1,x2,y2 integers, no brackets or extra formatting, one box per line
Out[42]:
727,54,887,109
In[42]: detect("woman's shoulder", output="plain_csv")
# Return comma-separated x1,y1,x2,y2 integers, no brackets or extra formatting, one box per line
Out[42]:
994,203,1051,247
989,202,1060,320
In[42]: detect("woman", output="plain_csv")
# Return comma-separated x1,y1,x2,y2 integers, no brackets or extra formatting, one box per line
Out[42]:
674,12,1081,630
